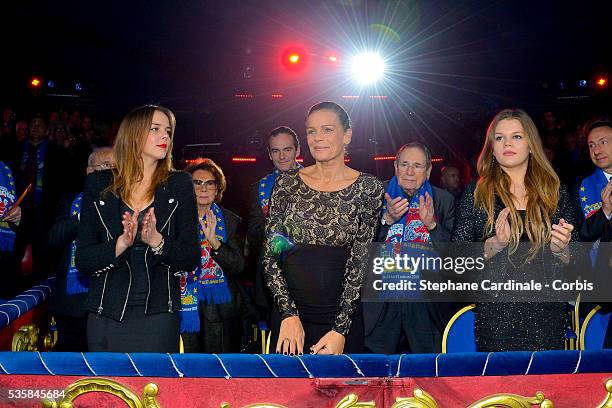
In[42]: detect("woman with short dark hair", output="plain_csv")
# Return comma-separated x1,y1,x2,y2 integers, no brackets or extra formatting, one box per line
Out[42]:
181,158,245,353
263,101,384,355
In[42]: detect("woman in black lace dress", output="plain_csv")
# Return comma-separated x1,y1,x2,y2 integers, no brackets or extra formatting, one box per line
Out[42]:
262,102,384,355
452,108,577,351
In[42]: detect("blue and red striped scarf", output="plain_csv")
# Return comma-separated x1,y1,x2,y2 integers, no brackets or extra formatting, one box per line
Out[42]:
384,176,433,244
180,203,231,333
66,193,89,295
0,162,16,252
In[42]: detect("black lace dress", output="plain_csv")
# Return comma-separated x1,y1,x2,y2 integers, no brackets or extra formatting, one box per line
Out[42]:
452,181,578,351
262,169,384,352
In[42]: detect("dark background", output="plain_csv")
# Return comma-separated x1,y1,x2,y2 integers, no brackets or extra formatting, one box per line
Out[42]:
2,0,611,212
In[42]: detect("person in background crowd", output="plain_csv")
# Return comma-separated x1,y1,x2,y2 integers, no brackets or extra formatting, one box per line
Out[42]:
48,147,113,351
247,126,301,322
76,105,199,352
440,165,464,200
181,158,245,352
15,115,65,280
263,101,384,355
363,142,457,354
452,108,576,351
0,160,22,299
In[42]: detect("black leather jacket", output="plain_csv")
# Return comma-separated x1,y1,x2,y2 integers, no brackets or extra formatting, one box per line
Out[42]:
76,170,199,321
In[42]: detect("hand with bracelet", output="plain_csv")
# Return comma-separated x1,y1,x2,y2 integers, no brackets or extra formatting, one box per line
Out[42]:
141,207,164,253
484,208,511,259
550,217,573,260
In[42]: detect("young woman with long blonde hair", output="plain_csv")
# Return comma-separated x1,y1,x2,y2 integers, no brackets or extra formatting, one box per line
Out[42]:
452,108,577,351
76,105,199,352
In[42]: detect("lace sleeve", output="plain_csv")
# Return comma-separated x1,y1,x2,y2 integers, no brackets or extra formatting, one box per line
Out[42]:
333,176,384,336
262,173,299,320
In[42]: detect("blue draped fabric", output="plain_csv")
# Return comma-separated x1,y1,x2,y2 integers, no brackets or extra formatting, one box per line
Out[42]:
2,350,611,378
0,277,54,329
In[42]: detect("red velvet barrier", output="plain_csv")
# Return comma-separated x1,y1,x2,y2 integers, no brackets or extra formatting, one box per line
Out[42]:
1,373,611,407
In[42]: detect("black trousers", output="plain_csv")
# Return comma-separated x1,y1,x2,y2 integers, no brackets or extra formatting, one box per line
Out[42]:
181,302,242,353
54,314,88,352
87,306,179,353
364,303,455,354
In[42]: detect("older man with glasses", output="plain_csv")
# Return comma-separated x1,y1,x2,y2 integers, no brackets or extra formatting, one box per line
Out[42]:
363,142,458,354
47,147,113,351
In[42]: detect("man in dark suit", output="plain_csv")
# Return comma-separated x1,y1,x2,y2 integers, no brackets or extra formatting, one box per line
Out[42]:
246,127,301,318
363,142,457,354
578,118,612,347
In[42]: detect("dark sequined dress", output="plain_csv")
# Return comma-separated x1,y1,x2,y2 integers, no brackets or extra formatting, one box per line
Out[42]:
452,181,578,352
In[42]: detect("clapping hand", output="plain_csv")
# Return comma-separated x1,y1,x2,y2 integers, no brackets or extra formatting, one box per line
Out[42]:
418,192,436,229
550,218,573,254
116,210,139,257
383,193,408,224
200,209,221,250
141,207,162,248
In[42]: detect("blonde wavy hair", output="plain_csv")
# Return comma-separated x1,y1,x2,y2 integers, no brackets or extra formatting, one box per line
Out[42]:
474,108,559,258
107,105,175,204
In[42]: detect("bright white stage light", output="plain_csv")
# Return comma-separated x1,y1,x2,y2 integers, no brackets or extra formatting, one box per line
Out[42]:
350,52,385,85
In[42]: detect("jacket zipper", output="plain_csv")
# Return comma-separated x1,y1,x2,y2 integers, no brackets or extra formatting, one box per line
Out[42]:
144,246,151,314
120,261,132,321
97,274,108,316
93,201,114,316
143,200,179,314
167,266,172,312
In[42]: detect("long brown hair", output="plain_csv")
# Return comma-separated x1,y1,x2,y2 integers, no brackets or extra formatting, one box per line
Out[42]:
474,108,559,257
107,105,175,203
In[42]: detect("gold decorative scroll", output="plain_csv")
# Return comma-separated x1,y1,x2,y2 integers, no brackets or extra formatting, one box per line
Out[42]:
597,378,612,408
468,391,553,408
220,393,374,408
12,324,39,351
41,378,160,408
335,393,376,407
40,378,612,408
43,316,58,351
390,389,439,407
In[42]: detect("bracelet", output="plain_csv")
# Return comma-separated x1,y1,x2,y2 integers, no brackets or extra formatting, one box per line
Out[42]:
151,237,165,255
552,247,569,257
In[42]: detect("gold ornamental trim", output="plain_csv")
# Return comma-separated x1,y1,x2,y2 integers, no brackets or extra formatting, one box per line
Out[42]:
597,378,612,408
41,378,160,408
39,377,612,408
12,324,39,351
468,391,553,408
391,388,439,407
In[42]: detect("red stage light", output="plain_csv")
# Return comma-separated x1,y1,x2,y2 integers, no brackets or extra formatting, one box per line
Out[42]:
597,77,608,87
232,157,257,163
281,47,306,71
30,78,41,87
373,155,396,161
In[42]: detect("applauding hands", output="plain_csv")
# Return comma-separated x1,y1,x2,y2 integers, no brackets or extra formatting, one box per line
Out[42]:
115,207,162,257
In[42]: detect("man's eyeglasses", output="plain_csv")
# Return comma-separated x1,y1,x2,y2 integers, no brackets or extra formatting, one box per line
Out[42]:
89,161,114,171
397,162,427,173
193,179,218,190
